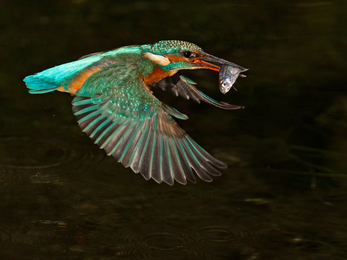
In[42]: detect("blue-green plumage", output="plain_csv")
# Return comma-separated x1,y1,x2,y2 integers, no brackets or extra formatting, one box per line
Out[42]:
24,54,102,93
24,40,247,185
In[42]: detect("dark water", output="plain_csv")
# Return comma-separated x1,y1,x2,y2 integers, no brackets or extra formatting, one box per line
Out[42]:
1,0,347,259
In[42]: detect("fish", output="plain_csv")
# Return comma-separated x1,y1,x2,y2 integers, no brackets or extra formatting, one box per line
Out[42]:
219,64,248,94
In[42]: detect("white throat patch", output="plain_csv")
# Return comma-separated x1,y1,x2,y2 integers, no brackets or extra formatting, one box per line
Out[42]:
143,52,171,66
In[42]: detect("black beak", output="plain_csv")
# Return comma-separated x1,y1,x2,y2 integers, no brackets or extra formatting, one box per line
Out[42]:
203,54,248,72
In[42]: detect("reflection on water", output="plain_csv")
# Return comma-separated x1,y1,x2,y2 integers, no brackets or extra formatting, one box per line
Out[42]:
1,0,347,259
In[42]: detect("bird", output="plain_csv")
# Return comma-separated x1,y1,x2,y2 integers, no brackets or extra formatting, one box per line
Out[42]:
24,40,246,185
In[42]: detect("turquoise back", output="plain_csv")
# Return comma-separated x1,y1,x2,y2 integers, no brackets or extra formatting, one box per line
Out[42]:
24,54,102,94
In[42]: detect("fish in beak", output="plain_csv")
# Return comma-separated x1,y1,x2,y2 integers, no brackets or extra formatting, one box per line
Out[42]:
191,54,248,94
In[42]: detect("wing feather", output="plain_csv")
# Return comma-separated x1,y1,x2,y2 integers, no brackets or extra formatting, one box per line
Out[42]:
173,137,196,183
72,63,227,185
154,72,244,110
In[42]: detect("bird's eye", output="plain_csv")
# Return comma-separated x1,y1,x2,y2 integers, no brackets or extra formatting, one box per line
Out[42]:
183,51,192,58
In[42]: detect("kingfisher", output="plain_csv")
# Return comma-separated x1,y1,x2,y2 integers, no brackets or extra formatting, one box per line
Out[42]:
24,40,247,185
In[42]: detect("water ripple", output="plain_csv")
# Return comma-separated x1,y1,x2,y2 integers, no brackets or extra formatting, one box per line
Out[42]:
186,225,273,247
119,231,202,260
189,226,245,245
0,168,18,193
154,188,216,204
0,136,105,169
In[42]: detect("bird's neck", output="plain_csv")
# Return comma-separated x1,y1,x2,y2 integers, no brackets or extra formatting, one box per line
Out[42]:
104,47,180,85
143,66,177,85
141,58,189,85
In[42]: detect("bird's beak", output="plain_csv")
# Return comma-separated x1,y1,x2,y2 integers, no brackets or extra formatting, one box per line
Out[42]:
190,54,248,72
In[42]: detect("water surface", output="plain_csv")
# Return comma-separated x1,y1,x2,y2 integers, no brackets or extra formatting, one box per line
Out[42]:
0,1,346,259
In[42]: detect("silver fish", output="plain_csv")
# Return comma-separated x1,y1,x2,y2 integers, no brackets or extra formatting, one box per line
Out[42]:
219,64,247,94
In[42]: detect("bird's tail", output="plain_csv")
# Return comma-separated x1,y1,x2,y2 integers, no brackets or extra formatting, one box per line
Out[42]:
24,54,102,94
24,75,61,94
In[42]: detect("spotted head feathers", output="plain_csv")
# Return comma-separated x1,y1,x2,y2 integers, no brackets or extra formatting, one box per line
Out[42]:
141,40,203,56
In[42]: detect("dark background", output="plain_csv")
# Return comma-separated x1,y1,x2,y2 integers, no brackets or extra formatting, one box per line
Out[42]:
0,0,346,259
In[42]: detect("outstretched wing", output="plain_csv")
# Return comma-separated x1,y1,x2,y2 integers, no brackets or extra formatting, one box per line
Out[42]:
154,72,244,110
73,62,226,185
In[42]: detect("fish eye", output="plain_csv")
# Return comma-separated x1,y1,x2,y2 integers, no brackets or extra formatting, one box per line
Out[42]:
183,51,192,58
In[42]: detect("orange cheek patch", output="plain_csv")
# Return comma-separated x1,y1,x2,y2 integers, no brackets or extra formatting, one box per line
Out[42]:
57,67,101,95
164,54,188,63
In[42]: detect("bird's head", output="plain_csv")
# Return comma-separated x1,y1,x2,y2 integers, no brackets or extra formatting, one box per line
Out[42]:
140,40,246,73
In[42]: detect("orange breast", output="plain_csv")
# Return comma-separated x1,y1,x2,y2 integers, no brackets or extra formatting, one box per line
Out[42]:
143,66,176,86
143,54,192,86
57,67,101,95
